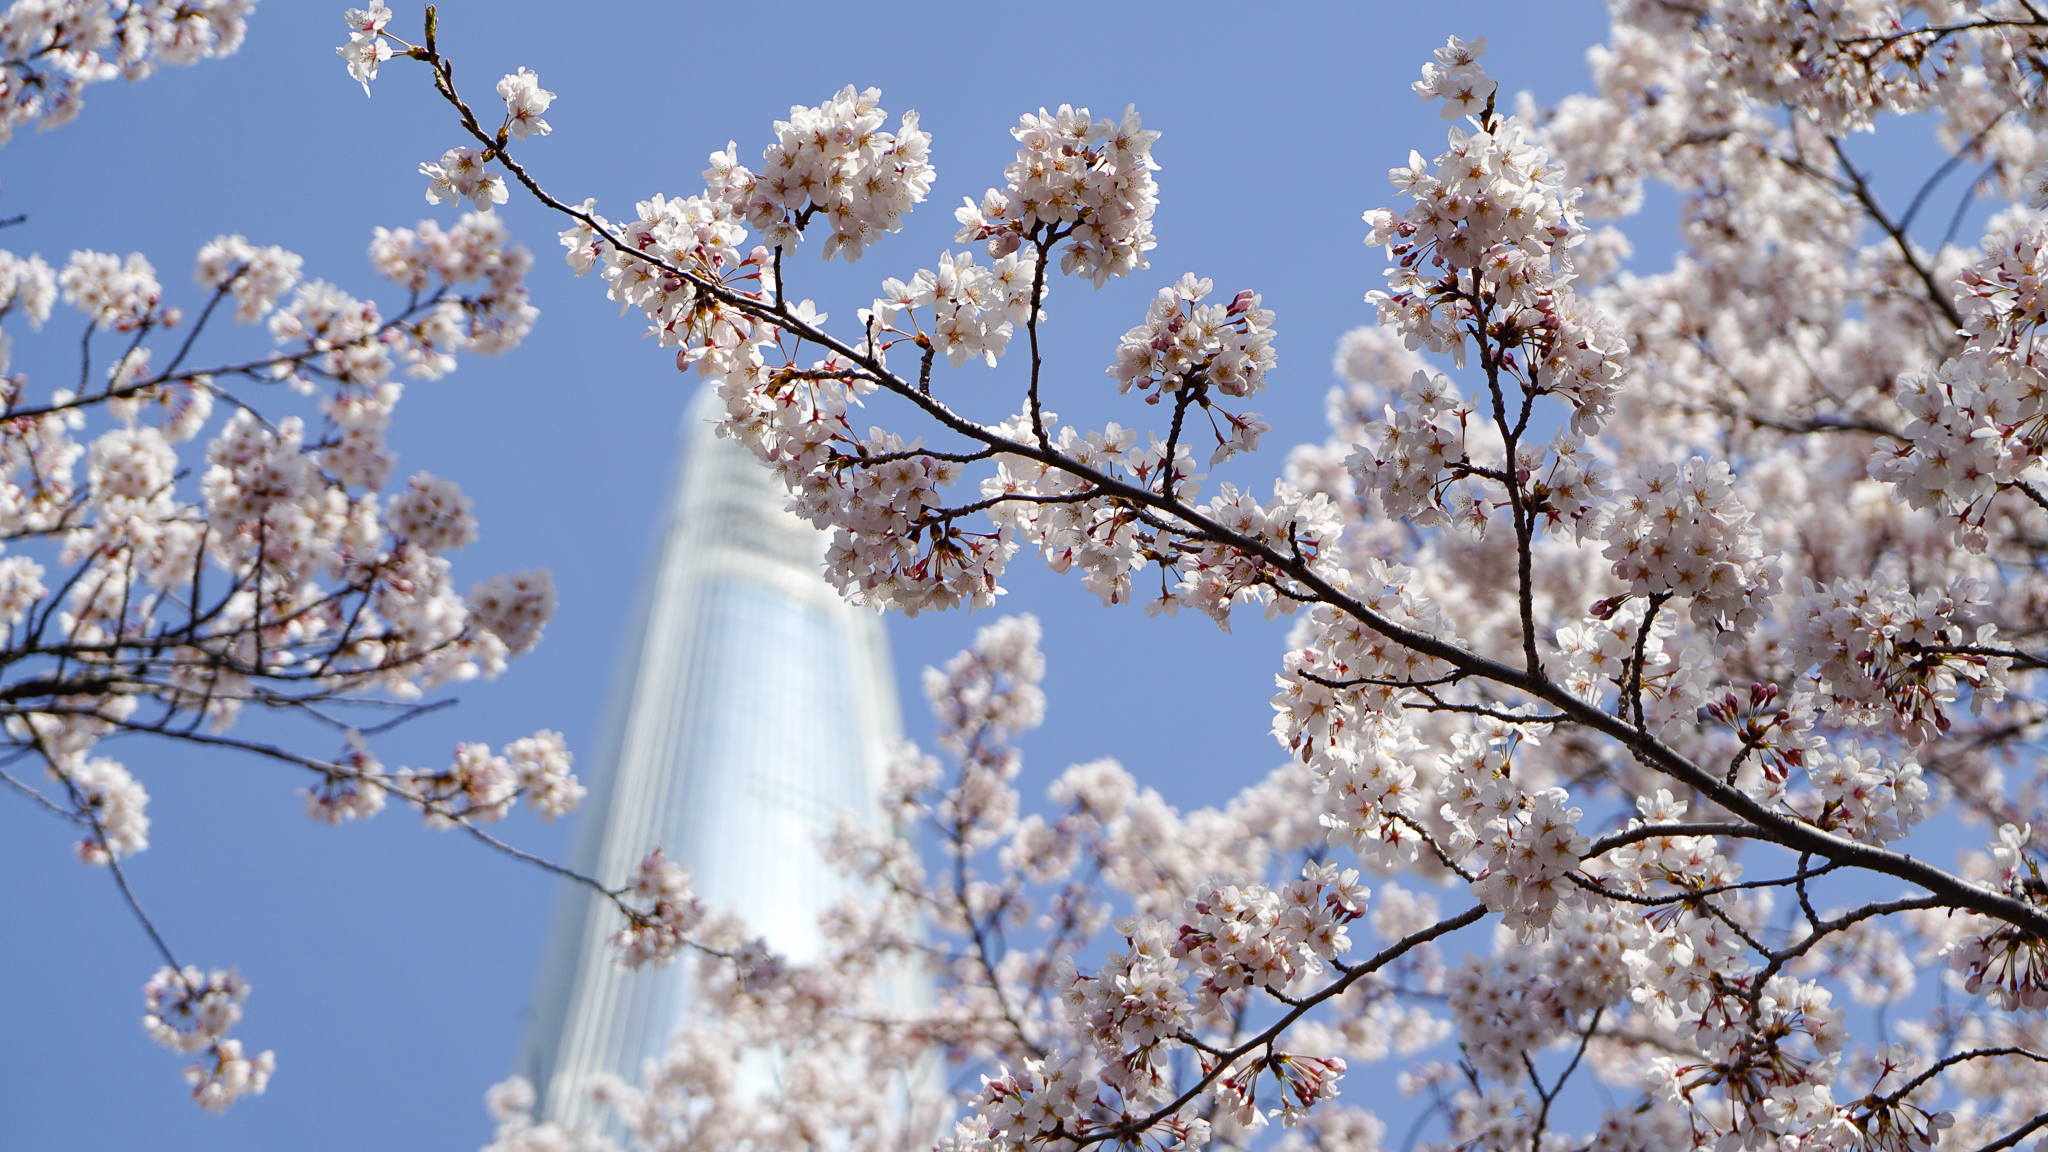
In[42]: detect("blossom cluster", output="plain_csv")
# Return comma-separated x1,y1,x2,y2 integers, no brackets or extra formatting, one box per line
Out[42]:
60,754,148,862
0,0,253,141
1347,368,1477,529
965,1057,1104,1152
1065,919,1190,1103
916,613,1040,865
1553,593,1707,727
1443,729,1592,935
953,103,1160,285
1272,563,1456,738
1218,1051,1347,1130
467,569,557,658
1955,212,2048,354
1939,824,2048,1013
1346,39,1629,575
1596,455,1782,643
1412,34,1497,120
704,84,934,262
0,248,57,335
565,185,773,384
822,437,1005,616
611,847,707,969
1442,906,1629,1085
1701,4,1946,136
1313,717,1429,869
1647,973,1853,1144
868,249,1038,369
140,966,275,1112
195,235,303,323
336,1,393,94
1173,865,1367,1007
421,146,510,211
1788,574,2012,744
372,731,585,827
1796,738,1929,846
1363,41,1625,434
497,66,553,140
1170,480,1340,626
1872,351,2048,547
1108,273,1276,405
369,211,538,363
978,420,1148,607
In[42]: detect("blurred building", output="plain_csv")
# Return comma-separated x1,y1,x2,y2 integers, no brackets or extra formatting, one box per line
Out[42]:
518,387,903,1131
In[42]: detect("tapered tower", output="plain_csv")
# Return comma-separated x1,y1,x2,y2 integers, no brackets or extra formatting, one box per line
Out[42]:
518,386,902,1131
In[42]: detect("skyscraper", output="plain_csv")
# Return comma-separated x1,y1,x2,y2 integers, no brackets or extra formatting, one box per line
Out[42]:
518,387,903,1131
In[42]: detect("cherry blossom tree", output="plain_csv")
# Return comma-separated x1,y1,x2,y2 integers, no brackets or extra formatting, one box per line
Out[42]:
24,1,2048,1150
328,3,2048,1151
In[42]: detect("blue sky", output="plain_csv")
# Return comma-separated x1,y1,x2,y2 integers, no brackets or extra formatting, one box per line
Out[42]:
0,3,1806,1147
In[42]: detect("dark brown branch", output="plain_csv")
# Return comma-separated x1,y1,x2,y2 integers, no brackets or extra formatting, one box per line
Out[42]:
1092,904,1488,1147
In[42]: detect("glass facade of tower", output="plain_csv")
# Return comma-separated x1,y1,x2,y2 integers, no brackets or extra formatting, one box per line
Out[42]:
518,387,901,1132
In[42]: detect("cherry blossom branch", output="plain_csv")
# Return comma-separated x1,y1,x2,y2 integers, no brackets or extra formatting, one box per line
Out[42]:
1835,17,2047,50
1075,905,1488,1148
159,282,234,378
1772,895,1951,966
1567,860,1854,913
1471,276,1543,676
3,287,459,426
1818,139,1967,333
1296,669,1468,692
450,816,626,898
443,77,2048,939
1525,1006,1602,1152
1024,233,1055,450
2008,478,2048,517
1580,822,1771,857
1899,113,2012,233
1623,593,1668,729
36,733,188,978
1696,398,1901,440
410,124,2048,938
1874,1046,2048,1110
0,760,73,819
1975,1111,2048,1152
